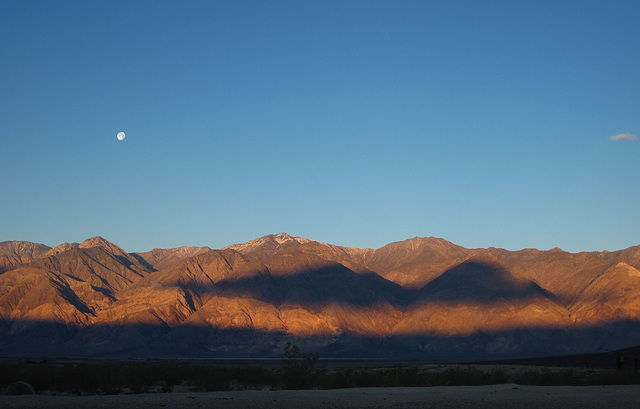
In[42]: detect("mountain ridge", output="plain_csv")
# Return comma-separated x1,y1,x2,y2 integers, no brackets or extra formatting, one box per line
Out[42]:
1,233,639,359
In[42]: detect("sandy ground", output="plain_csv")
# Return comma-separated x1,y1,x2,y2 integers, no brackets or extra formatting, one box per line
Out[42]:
2,384,640,409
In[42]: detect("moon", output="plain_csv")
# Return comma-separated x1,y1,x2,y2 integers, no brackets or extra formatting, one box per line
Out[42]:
116,132,125,141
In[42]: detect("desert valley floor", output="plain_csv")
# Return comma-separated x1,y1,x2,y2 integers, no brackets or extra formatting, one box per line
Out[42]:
4,385,640,409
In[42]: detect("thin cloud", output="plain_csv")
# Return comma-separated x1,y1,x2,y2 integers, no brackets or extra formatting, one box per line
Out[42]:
609,133,637,141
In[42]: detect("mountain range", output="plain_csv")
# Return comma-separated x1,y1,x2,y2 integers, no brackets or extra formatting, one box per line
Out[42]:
1,233,639,360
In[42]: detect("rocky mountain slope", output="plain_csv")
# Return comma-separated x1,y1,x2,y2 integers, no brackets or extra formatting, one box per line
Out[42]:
0,241,51,273
0,233,639,359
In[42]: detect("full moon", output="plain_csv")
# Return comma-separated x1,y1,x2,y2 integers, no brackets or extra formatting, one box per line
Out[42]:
117,132,125,141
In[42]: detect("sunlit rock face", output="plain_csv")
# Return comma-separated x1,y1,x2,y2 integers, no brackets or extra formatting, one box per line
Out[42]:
0,241,51,273
1,234,639,359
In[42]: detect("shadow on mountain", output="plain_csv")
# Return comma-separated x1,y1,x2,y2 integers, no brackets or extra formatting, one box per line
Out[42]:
1,318,640,363
172,259,556,308
417,260,557,302
90,285,117,302
223,266,410,307
171,263,412,307
49,277,95,316
129,253,157,272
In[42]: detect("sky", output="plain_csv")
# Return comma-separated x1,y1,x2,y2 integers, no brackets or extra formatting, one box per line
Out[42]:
1,1,638,253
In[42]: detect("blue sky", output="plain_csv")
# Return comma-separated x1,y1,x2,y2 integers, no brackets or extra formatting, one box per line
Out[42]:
1,1,638,253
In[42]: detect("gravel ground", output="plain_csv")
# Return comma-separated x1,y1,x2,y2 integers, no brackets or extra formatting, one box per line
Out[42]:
2,384,639,409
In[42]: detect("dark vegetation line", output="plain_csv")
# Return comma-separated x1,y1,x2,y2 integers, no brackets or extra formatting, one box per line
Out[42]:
2,344,639,395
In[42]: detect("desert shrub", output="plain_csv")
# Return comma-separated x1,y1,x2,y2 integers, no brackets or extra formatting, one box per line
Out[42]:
232,366,274,388
278,342,320,389
190,366,231,391
430,367,498,386
1,360,637,394
318,368,352,389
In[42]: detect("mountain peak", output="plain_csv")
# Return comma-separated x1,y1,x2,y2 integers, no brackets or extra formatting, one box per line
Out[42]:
273,232,299,244
44,242,80,257
0,240,51,258
376,236,464,257
0,241,52,273
224,233,313,254
79,236,126,255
